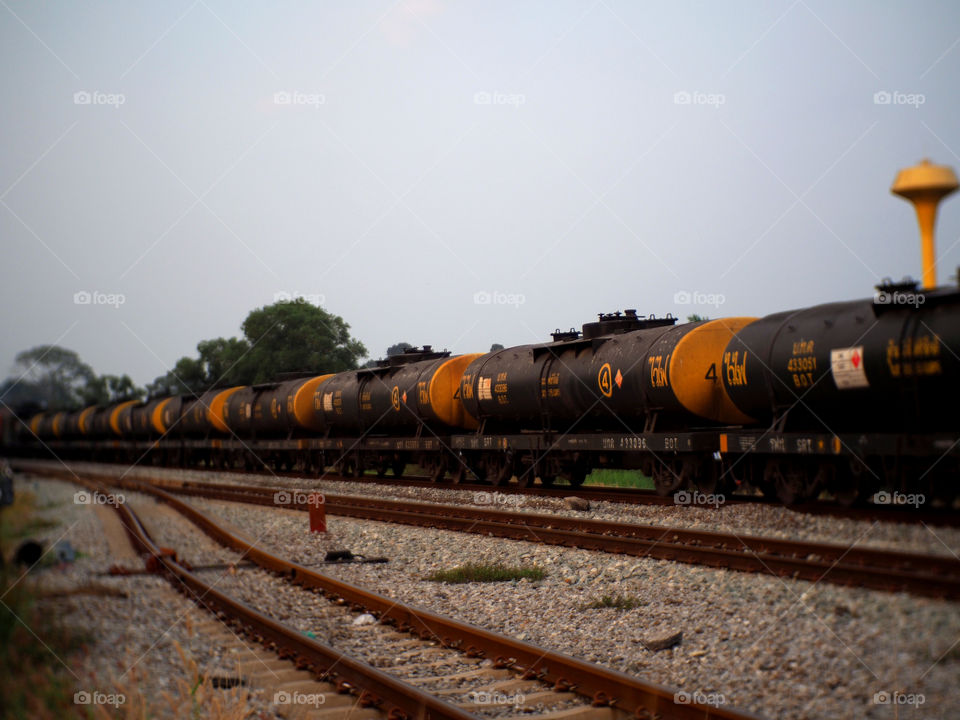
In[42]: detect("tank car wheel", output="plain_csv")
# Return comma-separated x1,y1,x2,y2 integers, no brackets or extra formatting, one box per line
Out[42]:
764,459,820,505
831,456,879,507
486,454,515,486
451,455,481,484
566,467,587,488
693,459,721,495
652,458,688,496
515,468,535,488
559,456,589,488
393,460,406,478
450,462,474,484
418,458,444,482
833,483,861,507
339,456,363,478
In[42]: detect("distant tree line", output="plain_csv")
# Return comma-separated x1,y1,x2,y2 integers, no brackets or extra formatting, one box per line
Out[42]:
147,299,366,396
0,346,142,413
1,299,366,412
2,300,512,413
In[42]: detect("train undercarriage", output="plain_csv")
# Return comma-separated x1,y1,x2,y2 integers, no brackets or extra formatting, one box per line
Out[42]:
15,428,959,507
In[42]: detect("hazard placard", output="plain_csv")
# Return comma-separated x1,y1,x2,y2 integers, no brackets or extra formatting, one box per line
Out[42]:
830,346,869,390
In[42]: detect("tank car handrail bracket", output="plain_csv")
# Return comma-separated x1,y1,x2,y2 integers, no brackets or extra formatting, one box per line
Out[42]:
581,309,678,340
363,346,451,370
550,328,581,342
533,336,600,358
250,381,283,391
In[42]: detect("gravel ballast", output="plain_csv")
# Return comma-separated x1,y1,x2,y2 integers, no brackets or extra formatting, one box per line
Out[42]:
170,486,959,720
18,463,960,719
6,476,272,719
86,460,960,557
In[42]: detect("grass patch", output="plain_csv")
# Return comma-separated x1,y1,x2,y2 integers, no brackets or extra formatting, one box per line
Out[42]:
1,487,92,719
426,563,546,584
0,490,61,545
0,569,91,719
581,594,647,610
583,469,653,489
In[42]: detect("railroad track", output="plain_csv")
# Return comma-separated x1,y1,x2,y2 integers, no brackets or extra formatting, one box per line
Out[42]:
28,462,960,600
60,464,960,601
59,471,764,720
31,457,960,526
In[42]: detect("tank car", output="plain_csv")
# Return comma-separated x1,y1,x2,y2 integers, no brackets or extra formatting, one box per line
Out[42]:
718,280,960,503
457,311,756,486
306,347,482,478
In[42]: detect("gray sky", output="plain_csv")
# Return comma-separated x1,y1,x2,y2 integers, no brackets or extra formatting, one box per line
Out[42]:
2,1,959,388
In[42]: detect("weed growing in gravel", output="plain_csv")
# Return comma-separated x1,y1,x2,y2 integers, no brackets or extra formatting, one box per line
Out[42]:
158,642,250,719
426,563,546,584
581,594,647,610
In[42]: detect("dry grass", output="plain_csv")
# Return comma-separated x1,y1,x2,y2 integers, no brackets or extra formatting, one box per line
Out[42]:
91,642,251,720
1,484,253,720
581,594,647,610
426,562,546,584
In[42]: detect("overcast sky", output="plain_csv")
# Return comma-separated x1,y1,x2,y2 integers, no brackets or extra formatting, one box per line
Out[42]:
2,1,959,387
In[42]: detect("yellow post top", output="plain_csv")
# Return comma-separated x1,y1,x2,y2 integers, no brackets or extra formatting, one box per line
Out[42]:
891,158,959,289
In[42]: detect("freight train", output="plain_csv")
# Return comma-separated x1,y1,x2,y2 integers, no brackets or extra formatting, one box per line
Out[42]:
3,278,958,506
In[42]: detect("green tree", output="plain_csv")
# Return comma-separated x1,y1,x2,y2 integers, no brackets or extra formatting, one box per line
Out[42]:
241,299,366,384
0,346,143,410
146,339,250,396
147,300,367,392
197,337,252,386
687,314,709,322
490,343,505,351
386,342,413,357
1,346,97,410
84,374,145,405
146,356,206,397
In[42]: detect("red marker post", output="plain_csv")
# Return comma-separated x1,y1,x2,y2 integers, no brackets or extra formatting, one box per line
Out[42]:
308,492,326,533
